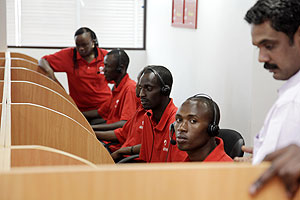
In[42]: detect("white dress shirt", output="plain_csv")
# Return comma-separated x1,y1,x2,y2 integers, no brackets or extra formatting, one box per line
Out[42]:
253,69,300,164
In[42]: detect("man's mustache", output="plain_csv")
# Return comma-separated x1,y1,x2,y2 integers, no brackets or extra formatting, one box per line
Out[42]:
264,63,278,70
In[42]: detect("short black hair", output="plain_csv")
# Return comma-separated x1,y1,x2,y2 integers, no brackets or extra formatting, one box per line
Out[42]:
245,0,300,43
106,49,130,71
187,95,220,126
73,27,99,69
143,65,173,92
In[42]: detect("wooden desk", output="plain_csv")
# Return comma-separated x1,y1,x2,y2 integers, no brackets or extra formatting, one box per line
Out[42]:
0,163,299,200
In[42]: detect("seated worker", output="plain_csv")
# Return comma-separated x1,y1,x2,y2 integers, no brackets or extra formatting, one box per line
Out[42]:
94,67,148,160
174,94,232,162
138,65,187,162
85,49,138,131
39,27,112,120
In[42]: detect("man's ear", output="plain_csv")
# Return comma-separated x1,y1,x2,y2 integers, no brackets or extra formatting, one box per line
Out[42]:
294,26,300,45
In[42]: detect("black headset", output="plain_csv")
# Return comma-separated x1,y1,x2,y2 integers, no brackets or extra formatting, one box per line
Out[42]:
146,67,171,96
190,94,220,137
116,49,123,73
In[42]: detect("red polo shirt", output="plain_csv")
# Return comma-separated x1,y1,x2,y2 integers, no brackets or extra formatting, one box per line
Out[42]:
43,47,112,115
101,73,138,124
184,137,233,162
139,99,188,163
114,104,145,148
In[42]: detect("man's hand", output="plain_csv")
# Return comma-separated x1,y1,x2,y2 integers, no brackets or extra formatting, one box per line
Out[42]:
111,149,124,161
234,146,253,162
250,144,300,199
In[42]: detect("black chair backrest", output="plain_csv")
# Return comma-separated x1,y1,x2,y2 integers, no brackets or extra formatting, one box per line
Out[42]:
218,129,245,159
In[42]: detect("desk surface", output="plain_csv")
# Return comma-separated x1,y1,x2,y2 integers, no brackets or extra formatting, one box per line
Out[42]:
0,162,299,200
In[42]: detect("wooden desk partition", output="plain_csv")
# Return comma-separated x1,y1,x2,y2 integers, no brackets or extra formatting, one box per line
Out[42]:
11,145,97,167
11,103,114,165
0,58,46,75
10,81,93,135
0,51,114,171
0,163,299,200
0,52,38,63
8,67,76,106
0,67,3,80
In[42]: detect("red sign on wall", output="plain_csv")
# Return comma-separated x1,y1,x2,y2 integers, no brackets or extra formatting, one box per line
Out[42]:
172,0,184,25
172,0,198,29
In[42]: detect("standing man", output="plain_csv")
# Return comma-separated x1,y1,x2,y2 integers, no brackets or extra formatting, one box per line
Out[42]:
243,0,300,197
138,65,187,162
86,49,138,131
245,0,300,164
39,27,112,118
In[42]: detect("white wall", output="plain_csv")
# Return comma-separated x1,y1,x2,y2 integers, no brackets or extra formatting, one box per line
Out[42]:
145,0,282,146
6,0,284,147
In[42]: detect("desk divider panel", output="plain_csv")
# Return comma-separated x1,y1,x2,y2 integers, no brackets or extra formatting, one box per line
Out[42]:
8,67,76,106
0,52,114,169
11,81,94,135
11,103,113,164
0,68,3,80
11,145,97,167
0,52,38,63
0,58,46,76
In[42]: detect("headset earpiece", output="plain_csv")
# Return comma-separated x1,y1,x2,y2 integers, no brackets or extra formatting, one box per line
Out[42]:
190,94,219,137
146,67,171,96
208,123,219,137
161,85,171,96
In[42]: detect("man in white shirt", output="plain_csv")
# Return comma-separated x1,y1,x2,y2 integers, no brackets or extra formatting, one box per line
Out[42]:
244,0,300,164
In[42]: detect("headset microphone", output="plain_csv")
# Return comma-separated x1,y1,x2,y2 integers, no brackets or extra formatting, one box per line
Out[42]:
146,111,154,162
165,123,176,162
169,123,176,145
97,71,100,74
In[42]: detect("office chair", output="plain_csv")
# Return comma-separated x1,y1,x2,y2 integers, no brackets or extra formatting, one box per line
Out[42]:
218,129,245,159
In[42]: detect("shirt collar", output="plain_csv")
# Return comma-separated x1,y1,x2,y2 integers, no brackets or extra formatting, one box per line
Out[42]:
113,73,129,92
278,69,300,96
150,98,177,132
203,137,226,162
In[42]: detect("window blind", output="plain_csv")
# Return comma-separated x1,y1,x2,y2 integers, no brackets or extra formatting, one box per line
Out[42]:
6,0,145,49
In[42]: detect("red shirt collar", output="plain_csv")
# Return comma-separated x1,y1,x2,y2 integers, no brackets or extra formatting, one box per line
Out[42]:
149,98,177,132
113,73,130,92
203,137,227,161
184,137,232,162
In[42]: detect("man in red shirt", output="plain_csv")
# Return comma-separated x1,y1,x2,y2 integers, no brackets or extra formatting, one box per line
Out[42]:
94,67,147,160
95,105,145,158
138,65,187,162
174,94,232,162
39,27,112,120
88,49,138,131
